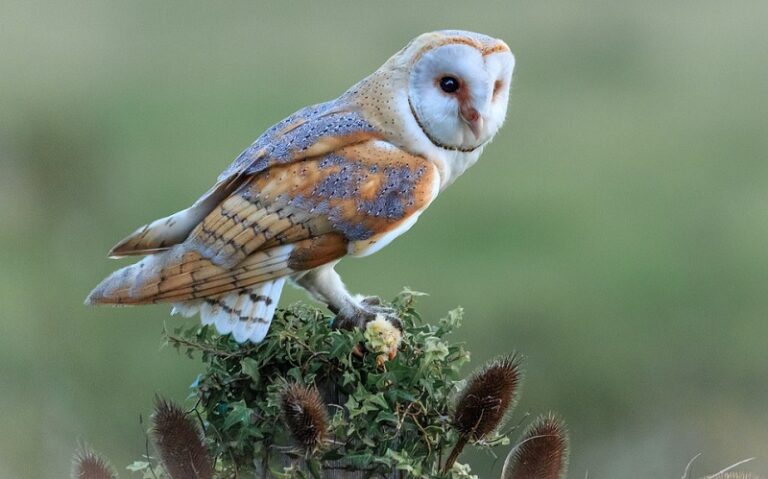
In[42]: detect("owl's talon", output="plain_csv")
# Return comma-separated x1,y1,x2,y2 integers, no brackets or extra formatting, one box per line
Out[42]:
332,298,399,330
361,296,382,307
351,344,365,358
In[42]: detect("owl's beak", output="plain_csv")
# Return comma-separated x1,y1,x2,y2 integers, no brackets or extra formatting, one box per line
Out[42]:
460,105,484,139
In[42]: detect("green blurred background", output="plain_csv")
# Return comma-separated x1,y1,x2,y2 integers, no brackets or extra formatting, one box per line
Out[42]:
1,1,767,477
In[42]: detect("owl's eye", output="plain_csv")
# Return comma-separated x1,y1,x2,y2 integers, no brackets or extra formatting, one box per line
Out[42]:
439,76,460,93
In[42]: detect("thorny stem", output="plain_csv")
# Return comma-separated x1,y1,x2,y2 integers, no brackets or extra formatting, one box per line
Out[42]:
168,334,255,359
139,413,160,479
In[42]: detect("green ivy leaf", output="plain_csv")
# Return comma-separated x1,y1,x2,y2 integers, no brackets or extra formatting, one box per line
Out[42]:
367,392,389,410
223,400,252,430
240,357,261,383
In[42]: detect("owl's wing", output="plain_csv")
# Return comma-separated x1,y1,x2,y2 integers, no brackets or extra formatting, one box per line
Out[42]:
109,98,383,257
88,140,439,305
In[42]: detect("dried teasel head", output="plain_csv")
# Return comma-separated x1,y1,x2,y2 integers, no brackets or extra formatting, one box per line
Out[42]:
72,448,117,479
501,413,569,479
453,354,522,440
152,397,213,479
281,383,329,452
443,354,522,473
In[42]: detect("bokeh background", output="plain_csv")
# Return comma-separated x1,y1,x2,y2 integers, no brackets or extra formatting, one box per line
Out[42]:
2,1,767,477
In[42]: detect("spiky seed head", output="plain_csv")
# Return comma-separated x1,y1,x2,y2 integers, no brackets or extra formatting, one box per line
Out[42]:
453,354,522,440
151,397,213,479
501,413,569,479
72,448,117,479
281,383,329,452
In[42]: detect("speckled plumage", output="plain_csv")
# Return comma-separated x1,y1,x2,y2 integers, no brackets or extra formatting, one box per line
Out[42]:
87,30,515,344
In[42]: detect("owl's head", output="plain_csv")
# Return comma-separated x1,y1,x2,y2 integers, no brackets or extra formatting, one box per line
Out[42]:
398,30,515,152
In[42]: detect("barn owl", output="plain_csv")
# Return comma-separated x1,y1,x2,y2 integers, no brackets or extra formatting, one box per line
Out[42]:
86,30,515,352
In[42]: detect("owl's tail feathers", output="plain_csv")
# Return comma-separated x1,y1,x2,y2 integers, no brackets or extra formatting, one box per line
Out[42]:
85,233,347,342
85,252,287,344
171,278,286,343
85,253,165,306
84,244,295,307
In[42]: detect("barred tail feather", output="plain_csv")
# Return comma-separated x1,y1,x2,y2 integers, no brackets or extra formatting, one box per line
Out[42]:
198,278,286,343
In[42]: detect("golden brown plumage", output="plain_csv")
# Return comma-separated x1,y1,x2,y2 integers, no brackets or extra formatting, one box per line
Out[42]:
87,140,437,306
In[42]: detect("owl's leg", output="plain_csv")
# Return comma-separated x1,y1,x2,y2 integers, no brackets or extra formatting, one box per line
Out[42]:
293,263,402,358
294,263,401,329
